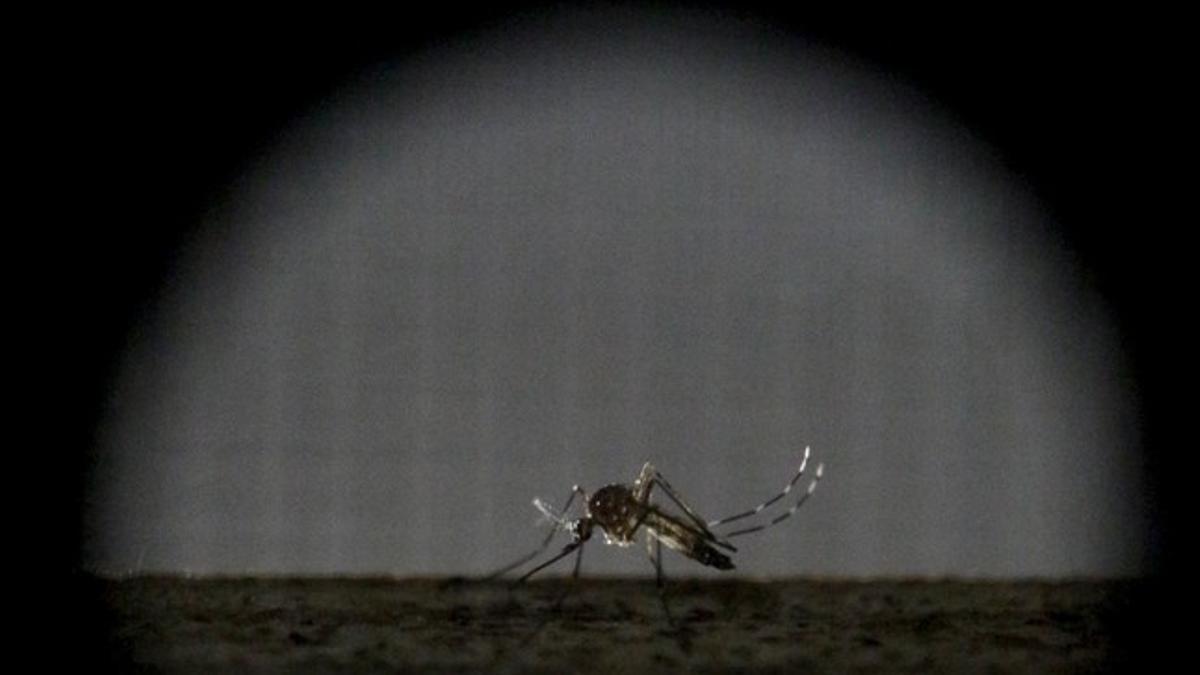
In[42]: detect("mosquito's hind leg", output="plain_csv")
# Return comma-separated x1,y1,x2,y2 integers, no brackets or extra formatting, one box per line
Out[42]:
640,470,736,552
543,541,585,612
708,446,814,528
714,449,825,539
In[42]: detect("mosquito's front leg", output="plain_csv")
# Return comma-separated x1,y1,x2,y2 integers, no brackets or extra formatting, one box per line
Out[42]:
633,462,656,502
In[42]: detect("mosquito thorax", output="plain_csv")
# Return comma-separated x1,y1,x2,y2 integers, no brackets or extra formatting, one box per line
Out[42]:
587,484,643,543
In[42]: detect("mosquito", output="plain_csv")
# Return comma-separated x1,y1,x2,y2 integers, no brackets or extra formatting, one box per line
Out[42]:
487,446,825,595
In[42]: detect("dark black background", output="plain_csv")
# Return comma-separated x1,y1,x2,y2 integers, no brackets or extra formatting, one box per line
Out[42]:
41,2,1180,667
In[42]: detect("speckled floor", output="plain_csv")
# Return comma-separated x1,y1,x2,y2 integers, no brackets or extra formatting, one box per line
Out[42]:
95,576,1142,673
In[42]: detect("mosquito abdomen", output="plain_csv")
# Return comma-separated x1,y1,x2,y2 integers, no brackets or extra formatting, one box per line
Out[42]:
645,511,736,571
691,542,735,570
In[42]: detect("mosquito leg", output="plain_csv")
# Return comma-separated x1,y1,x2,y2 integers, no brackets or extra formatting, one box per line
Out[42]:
484,531,556,581
484,485,585,580
654,537,663,588
520,542,586,646
645,474,736,552
547,541,585,614
726,462,824,538
708,446,813,527
645,532,696,652
516,540,582,584
645,533,675,626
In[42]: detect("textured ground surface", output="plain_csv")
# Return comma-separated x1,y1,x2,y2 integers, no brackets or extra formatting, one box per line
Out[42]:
95,576,1142,673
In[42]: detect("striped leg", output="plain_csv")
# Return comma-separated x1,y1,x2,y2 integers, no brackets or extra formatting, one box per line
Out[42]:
711,448,824,539
645,532,675,625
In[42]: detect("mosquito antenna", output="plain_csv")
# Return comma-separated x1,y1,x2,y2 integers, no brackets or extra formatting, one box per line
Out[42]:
725,462,824,539
708,446,812,527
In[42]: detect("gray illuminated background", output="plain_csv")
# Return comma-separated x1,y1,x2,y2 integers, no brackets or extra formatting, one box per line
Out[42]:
84,10,1145,578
